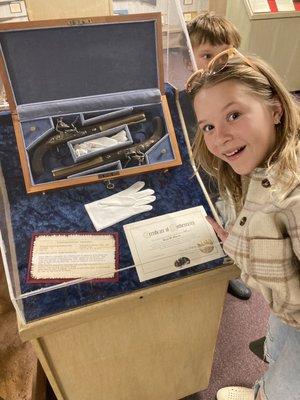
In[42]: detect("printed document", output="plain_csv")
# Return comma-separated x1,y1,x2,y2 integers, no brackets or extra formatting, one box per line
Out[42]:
124,206,224,282
29,233,117,281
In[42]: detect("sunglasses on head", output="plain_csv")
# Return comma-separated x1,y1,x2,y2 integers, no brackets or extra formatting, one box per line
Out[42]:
186,48,259,94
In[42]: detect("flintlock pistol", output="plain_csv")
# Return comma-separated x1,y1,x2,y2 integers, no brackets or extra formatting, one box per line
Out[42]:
29,112,146,176
52,116,164,180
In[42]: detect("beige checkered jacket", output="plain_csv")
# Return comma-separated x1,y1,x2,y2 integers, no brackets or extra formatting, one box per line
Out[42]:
223,152,300,328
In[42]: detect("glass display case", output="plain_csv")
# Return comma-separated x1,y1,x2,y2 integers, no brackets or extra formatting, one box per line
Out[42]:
227,0,300,91
0,14,183,194
0,5,240,400
0,3,230,326
0,104,227,324
113,0,204,176
112,0,203,90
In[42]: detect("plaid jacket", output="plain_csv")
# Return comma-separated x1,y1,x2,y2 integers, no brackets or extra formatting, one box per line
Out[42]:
223,152,300,328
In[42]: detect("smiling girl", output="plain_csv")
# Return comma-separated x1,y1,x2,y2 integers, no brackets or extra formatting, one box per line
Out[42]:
186,50,300,400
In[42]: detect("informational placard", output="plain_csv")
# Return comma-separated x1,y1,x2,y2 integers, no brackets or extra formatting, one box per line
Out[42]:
28,233,118,282
124,206,224,282
275,0,295,11
248,0,271,12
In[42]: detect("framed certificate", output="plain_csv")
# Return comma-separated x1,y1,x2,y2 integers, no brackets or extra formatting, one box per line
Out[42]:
124,206,224,282
27,232,118,283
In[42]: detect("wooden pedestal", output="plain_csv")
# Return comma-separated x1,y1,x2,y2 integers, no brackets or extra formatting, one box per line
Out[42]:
19,263,238,400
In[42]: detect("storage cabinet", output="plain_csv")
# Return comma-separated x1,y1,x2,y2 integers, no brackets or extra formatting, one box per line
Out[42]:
226,0,300,91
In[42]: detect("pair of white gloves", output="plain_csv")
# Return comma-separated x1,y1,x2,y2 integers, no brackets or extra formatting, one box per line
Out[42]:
85,181,156,231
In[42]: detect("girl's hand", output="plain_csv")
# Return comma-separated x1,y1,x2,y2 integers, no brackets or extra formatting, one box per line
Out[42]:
206,215,229,243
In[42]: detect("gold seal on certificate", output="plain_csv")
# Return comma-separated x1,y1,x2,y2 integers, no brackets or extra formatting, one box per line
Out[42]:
124,206,224,282
197,239,214,253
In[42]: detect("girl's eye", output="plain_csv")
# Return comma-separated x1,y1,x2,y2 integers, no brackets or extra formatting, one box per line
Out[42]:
202,53,212,60
227,112,241,121
202,124,214,133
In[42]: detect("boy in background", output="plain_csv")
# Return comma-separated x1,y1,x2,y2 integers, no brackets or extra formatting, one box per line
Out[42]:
187,12,240,69
186,12,251,300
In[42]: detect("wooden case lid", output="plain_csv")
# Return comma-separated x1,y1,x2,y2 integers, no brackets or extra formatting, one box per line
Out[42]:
0,13,164,112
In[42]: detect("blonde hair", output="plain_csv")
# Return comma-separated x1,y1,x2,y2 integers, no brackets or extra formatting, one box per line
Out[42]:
187,12,241,49
190,55,300,211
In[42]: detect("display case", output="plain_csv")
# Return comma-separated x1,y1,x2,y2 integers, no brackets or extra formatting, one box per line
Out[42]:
0,13,182,194
0,99,237,398
0,104,231,324
226,0,300,91
112,0,208,22
0,5,239,400
0,3,216,327
114,0,200,131
0,0,27,22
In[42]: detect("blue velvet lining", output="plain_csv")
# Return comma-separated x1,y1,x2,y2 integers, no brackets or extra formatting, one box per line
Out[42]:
145,134,174,164
0,20,159,106
26,103,170,185
22,117,54,150
0,85,225,322
18,89,161,121
69,160,122,178
67,124,133,163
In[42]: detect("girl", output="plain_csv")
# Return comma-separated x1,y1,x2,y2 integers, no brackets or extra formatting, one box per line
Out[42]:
186,49,300,400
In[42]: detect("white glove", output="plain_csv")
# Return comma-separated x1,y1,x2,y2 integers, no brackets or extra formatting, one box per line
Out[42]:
85,181,156,231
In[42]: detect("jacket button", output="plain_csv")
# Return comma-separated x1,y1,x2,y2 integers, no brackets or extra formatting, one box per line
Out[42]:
239,216,247,226
261,179,271,188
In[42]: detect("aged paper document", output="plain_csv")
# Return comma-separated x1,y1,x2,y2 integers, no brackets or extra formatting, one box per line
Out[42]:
29,233,117,282
124,206,224,282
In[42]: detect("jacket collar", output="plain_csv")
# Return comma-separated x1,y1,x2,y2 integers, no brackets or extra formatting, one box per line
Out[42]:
248,143,300,202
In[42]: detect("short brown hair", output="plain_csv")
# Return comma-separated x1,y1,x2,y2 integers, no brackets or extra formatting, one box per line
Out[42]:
187,12,241,49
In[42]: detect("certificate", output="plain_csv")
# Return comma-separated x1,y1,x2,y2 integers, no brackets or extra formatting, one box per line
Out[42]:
28,233,118,283
124,206,224,282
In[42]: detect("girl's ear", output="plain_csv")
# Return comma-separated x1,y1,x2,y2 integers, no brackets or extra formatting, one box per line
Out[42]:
271,97,283,125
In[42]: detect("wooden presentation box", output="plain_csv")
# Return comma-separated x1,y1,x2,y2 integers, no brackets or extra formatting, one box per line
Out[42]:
0,13,182,194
